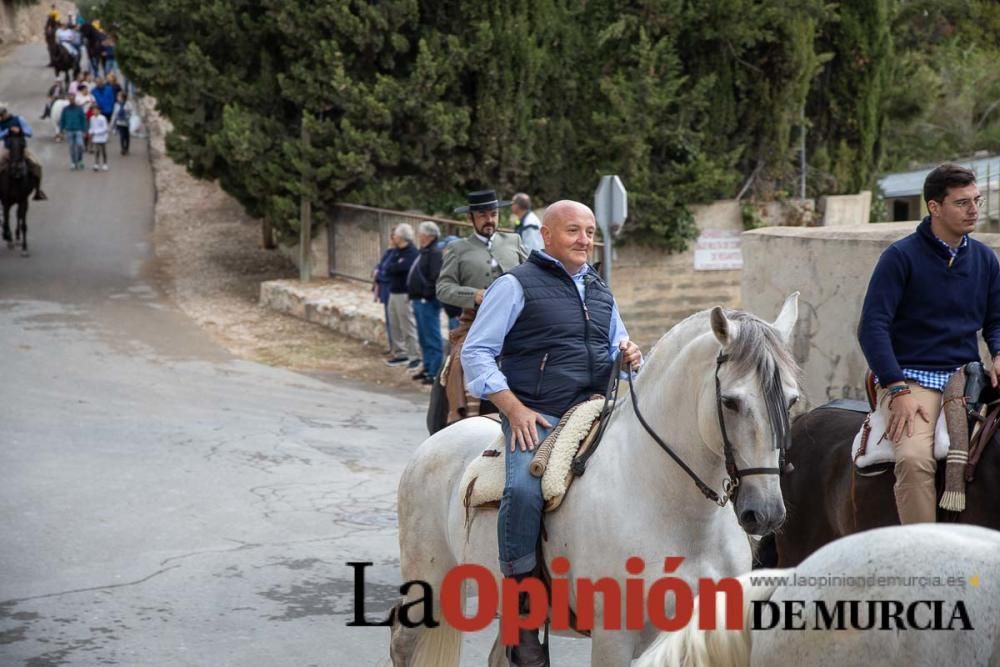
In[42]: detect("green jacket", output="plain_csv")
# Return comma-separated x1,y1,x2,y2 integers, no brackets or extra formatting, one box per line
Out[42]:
59,104,88,132
436,232,526,309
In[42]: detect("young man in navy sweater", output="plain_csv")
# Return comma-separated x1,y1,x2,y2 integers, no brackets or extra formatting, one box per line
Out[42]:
859,163,1000,524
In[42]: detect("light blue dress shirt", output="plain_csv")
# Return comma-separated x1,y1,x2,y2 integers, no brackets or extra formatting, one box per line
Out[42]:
462,251,640,398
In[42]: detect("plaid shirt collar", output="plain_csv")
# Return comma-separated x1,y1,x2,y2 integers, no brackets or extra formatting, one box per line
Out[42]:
933,233,968,258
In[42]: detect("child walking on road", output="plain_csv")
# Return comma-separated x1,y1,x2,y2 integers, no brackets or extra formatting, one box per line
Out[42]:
111,92,132,156
89,112,109,171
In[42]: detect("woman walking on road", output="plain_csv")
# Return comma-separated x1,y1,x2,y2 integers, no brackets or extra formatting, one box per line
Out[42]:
111,92,132,155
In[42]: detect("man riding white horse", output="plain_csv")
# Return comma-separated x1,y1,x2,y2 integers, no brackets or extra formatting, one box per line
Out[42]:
0,104,48,201
461,199,642,665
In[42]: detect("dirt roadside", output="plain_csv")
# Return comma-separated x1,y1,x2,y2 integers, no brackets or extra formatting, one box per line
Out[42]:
141,100,423,393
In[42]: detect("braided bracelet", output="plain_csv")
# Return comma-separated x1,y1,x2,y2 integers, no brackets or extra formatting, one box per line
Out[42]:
888,388,911,405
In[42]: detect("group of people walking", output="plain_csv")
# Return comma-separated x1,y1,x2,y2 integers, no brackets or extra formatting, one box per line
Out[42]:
47,72,135,171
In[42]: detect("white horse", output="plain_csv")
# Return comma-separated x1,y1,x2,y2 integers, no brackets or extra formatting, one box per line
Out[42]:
49,98,69,137
635,523,1000,666
392,295,802,666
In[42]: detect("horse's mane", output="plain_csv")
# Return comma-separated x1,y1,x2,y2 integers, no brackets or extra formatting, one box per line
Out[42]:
642,306,801,451
644,307,799,382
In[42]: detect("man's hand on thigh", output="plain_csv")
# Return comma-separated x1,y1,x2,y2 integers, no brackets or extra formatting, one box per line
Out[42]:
888,392,930,442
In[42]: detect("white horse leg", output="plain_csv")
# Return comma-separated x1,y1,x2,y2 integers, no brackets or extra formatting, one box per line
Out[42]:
394,421,497,666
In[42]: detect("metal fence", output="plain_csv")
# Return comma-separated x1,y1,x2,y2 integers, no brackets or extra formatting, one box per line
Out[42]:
326,203,604,282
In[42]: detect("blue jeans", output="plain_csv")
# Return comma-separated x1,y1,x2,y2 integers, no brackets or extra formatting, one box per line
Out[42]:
412,298,443,377
66,131,84,166
498,411,560,576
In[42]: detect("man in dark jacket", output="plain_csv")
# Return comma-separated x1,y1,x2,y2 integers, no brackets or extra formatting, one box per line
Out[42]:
859,162,1000,524
384,223,421,369
462,200,642,665
407,221,444,385
372,229,399,354
58,95,88,170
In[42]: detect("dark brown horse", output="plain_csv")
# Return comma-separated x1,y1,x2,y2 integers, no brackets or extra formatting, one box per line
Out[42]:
50,41,80,88
44,16,60,66
1,133,36,257
757,401,1000,568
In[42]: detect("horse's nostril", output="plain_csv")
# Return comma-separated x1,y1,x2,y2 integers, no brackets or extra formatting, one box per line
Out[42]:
740,510,761,529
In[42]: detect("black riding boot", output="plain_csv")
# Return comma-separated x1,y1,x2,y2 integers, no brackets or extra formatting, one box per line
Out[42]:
32,169,47,201
507,585,548,667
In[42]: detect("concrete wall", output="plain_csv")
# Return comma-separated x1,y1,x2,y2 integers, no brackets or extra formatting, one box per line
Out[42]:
741,224,1000,410
819,191,872,226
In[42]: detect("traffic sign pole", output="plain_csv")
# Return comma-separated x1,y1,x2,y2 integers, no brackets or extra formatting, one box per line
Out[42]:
594,175,628,286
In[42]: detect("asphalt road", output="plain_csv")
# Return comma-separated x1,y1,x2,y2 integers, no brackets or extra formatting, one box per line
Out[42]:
0,43,598,666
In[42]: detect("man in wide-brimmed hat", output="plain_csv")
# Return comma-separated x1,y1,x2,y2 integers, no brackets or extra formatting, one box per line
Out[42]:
433,190,526,427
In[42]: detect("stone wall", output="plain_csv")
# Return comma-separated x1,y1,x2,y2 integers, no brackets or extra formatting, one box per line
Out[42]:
741,224,1000,410
613,201,744,346
280,195,874,349
0,1,75,45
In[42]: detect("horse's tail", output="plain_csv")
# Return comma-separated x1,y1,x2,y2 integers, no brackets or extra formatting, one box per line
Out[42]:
390,597,463,667
408,623,461,667
632,568,791,667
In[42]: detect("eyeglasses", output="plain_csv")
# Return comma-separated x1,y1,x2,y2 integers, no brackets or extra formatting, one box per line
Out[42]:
947,196,986,211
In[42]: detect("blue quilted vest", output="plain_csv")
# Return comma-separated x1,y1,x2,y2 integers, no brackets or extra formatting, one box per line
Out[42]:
500,252,615,416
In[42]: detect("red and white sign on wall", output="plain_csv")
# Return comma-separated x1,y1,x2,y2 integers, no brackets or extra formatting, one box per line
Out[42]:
693,229,743,271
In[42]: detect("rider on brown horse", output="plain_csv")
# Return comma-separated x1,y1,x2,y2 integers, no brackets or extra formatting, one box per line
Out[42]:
0,105,48,201
433,190,526,427
858,162,999,524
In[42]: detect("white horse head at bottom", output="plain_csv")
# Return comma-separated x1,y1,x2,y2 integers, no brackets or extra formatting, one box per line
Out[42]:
635,523,1000,667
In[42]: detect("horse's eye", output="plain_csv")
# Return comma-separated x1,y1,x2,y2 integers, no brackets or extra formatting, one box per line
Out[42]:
721,396,741,412
788,396,799,409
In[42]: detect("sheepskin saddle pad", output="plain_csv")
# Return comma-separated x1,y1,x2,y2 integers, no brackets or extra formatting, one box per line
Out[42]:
852,406,950,469
460,397,605,513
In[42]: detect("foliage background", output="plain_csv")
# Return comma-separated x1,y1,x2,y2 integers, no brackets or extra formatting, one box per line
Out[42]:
77,0,1000,249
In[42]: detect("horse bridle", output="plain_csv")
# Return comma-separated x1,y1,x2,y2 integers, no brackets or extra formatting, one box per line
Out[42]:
574,351,788,508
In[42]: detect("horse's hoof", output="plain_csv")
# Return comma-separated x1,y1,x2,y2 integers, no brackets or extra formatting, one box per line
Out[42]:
20,250,30,258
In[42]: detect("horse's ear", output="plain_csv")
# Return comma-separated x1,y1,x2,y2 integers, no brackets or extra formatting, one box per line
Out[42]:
772,292,799,344
710,306,731,346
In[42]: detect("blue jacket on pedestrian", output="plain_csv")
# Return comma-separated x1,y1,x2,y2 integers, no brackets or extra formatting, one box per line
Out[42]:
858,216,1000,385
92,84,116,116
59,104,88,132
385,243,418,294
374,247,398,304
